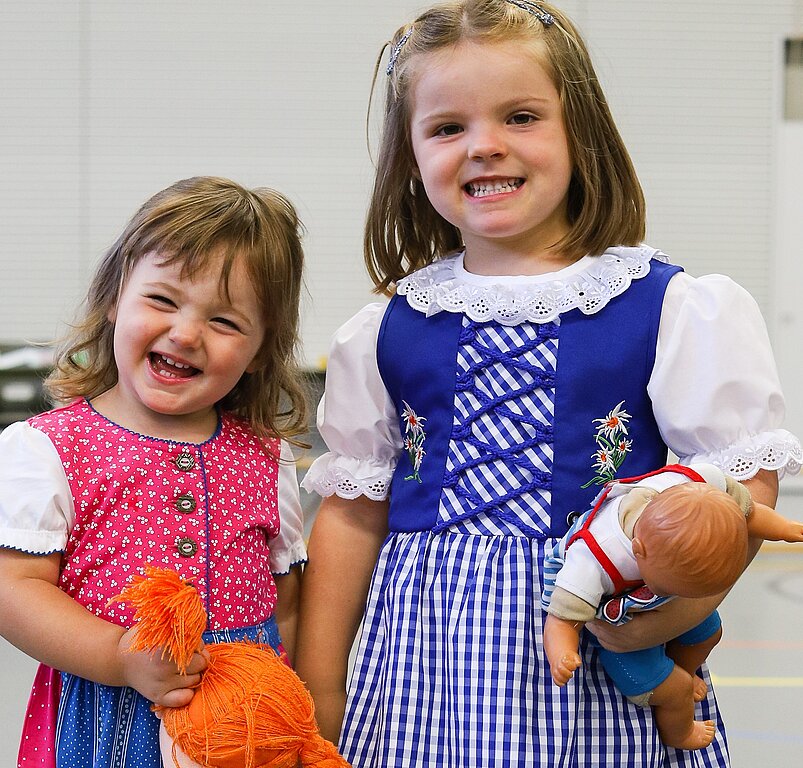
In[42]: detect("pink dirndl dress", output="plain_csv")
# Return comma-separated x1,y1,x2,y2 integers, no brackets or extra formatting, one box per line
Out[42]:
11,399,290,768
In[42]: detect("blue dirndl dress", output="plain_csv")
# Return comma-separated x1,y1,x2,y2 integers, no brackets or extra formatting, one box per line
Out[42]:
336,251,730,768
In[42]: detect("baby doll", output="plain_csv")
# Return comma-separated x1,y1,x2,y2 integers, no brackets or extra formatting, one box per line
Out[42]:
115,567,350,768
542,463,803,751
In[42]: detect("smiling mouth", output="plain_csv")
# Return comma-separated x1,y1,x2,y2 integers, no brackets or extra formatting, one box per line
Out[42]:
465,178,524,197
149,353,200,379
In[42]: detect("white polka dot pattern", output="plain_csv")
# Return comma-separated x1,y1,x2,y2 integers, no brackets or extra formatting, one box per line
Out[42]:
27,399,281,630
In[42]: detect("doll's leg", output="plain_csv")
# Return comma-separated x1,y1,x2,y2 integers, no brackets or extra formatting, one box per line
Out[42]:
666,612,722,702
649,664,715,750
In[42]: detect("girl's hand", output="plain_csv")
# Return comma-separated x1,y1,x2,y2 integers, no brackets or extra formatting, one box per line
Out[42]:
586,593,723,653
117,625,208,707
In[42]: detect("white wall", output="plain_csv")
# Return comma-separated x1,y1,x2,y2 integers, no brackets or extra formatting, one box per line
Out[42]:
0,1,800,434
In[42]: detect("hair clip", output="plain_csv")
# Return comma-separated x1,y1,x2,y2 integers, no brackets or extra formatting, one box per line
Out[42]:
386,28,413,76
504,0,555,26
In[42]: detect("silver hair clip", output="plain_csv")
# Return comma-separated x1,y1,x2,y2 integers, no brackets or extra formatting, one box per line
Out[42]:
386,28,413,76
505,0,555,26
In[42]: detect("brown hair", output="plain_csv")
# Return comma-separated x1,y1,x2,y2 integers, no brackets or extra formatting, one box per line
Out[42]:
635,484,748,597
365,0,646,294
45,176,308,442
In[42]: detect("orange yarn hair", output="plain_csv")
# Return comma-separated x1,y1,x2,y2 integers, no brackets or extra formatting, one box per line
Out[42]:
114,566,351,768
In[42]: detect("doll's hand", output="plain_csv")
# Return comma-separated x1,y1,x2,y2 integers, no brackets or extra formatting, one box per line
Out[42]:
117,625,208,707
551,652,582,686
777,519,803,543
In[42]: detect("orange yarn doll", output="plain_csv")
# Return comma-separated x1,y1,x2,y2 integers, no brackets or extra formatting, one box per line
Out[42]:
113,566,351,768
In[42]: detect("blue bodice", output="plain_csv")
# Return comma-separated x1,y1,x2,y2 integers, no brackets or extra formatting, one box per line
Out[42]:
376,259,682,538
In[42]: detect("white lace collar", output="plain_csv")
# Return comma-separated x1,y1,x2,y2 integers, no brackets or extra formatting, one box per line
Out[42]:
396,245,670,325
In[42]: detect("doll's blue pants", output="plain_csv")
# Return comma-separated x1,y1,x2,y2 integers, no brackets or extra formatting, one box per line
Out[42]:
595,610,722,699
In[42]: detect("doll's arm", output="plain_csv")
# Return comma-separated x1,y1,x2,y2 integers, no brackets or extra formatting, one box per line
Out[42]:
745,502,803,542
295,493,389,744
273,563,302,664
0,548,206,707
724,471,802,541
543,612,585,686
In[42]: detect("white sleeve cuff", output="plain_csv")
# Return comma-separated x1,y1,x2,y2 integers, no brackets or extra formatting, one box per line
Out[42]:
301,452,396,501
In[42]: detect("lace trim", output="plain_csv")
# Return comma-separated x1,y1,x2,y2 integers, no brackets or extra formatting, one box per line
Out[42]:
690,430,803,481
397,245,668,325
301,454,394,501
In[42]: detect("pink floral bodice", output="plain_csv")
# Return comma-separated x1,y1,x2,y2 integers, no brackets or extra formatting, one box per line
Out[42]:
28,399,281,630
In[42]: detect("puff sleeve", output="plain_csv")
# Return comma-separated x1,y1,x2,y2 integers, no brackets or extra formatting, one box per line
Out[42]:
301,302,401,501
0,421,74,554
650,272,802,479
268,440,307,574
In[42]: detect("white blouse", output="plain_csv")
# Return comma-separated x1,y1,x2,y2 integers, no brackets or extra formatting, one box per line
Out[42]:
303,246,802,501
0,424,307,575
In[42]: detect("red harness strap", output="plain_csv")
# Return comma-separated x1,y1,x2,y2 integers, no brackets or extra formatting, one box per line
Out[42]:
567,464,706,594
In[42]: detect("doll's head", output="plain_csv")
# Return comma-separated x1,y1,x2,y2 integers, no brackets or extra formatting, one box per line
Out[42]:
45,176,308,441
365,0,645,292
631,483,748,597
116,567,350,768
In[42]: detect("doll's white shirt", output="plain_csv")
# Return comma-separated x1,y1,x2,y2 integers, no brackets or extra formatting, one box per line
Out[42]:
0,423,307,574
554,463,729,609
302,248,802,501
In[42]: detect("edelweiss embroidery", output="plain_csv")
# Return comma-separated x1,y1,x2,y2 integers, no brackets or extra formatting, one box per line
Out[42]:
401,400,426,483
581,400,633,488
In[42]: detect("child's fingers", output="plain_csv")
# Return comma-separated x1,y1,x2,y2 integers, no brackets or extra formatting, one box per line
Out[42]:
183,650,208,675
157,684,197,709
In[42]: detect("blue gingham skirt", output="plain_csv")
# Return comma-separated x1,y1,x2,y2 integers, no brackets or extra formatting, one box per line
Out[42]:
52,617,282,768
339,526,730,768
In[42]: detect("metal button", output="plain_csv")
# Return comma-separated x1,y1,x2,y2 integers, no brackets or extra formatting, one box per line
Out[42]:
176,537,198,557
175,492,196,514
174,451,195,471
566,511,581,526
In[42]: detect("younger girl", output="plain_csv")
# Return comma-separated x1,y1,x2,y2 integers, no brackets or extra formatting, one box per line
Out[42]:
0,176,309,768
296,2,802,767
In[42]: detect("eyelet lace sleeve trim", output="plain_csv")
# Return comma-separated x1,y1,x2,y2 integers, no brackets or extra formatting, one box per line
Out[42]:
396,245,669,325
301,453,395,501
689,430,803,481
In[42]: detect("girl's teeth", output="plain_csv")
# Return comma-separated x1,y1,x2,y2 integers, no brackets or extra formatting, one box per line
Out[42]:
163,356,189,369
467,179,523,197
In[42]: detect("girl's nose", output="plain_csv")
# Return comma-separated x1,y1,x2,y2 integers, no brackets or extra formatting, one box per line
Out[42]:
468,126,507,161
168,315,202,348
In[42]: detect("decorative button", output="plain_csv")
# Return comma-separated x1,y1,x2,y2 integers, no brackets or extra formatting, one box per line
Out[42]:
175,492,196,514
566,511,581,526
176,537,198,557
174,451,195,471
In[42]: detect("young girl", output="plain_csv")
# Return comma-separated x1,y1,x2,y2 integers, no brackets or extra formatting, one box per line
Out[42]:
295,2,802,767
0,176,309,768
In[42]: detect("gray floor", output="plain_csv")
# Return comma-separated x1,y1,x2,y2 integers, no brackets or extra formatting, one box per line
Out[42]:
2,500,802,767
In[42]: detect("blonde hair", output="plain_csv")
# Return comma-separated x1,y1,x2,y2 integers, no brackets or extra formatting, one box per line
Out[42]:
365,0,646,294
45,176,308,442
636,484,748,596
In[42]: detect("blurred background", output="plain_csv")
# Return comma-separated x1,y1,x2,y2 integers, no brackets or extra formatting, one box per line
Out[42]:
1,1,803,766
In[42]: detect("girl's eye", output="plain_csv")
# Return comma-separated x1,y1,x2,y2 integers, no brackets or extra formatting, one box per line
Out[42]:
212,317,242,332
147,294,176,307
435,123,462,137
509,113,536,126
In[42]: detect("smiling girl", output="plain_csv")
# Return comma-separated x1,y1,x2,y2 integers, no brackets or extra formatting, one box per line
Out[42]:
0,176,309,768
295,2,802,767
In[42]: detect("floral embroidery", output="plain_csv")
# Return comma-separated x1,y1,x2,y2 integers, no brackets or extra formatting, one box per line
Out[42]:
581,400,633,488
401,400,427,483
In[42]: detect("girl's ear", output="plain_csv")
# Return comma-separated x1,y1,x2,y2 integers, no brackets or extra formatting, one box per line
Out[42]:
631,537,646,560
411,164,421,181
